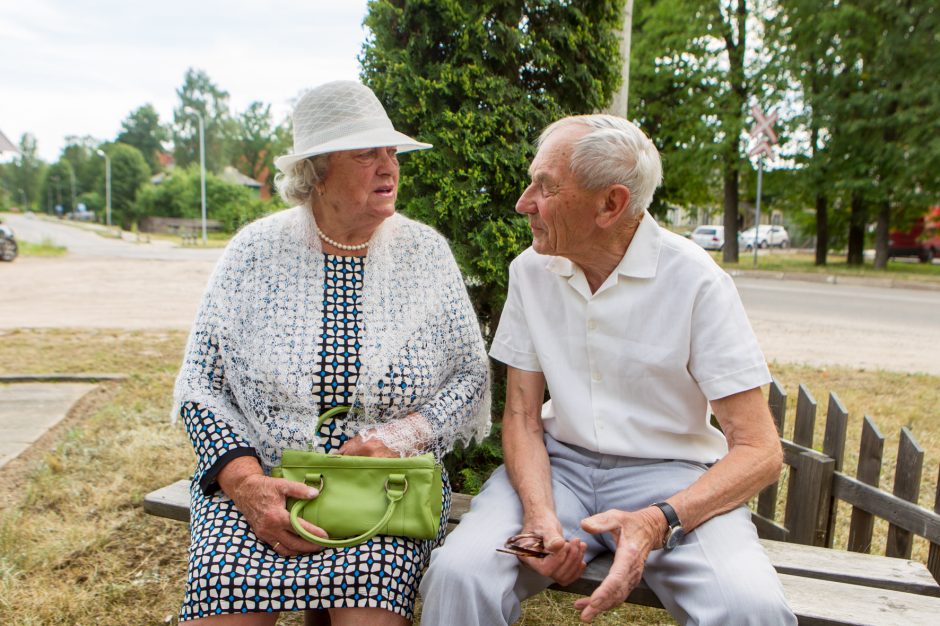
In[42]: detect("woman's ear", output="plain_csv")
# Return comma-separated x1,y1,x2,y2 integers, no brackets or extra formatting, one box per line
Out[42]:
596,185,631,229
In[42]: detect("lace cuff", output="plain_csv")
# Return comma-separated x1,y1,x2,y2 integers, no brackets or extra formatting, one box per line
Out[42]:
359,413,435,457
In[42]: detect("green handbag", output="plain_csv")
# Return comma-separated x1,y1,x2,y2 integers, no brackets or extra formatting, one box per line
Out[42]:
271,406,443,548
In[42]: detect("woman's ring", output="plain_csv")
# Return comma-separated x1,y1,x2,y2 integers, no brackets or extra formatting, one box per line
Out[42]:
273,541,282,550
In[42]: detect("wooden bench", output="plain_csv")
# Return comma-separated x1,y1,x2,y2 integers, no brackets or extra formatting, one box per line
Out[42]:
145,480,940,625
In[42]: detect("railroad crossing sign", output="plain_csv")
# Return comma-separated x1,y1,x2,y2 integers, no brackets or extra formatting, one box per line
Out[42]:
748,105,778,159
746,104,778,267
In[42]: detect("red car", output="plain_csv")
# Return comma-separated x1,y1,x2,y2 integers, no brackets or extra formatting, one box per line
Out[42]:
889,206,940,263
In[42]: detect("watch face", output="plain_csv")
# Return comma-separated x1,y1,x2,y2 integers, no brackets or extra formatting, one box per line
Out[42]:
664,526,685,550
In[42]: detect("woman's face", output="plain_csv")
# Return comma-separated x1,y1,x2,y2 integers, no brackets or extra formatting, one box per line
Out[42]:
319,147,400,231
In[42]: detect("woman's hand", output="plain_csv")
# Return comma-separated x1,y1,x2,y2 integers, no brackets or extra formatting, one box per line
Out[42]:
339,413,431,457
218,456,330,556
339,432,400,457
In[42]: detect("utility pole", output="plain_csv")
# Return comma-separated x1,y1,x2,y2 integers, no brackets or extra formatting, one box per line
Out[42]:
605,0,635,118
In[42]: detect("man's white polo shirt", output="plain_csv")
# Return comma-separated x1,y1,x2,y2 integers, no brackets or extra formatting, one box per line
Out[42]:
489,212,771,464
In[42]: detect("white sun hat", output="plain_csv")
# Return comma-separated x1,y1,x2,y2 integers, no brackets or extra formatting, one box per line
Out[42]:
274,81,432,172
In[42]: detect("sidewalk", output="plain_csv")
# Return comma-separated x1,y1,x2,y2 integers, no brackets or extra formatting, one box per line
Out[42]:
0,382,97,468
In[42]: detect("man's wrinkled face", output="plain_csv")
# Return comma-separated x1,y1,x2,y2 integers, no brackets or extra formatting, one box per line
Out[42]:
515,126,602,258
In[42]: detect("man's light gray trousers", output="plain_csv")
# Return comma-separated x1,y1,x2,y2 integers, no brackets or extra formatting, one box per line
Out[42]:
419,434,796,626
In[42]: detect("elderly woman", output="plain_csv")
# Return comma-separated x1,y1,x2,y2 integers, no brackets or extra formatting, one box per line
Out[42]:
174,81,490,625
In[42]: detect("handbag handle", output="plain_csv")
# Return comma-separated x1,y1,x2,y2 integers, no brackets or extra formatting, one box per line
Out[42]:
288,473,407,548
316,405,350,430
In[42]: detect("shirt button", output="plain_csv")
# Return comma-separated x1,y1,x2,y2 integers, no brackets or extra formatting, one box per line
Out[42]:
587,320,597,331
592,371,602,383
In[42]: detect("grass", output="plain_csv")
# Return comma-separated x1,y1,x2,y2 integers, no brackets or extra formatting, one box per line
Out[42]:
17,237,67,257
0,330,937,625
713,249,940,284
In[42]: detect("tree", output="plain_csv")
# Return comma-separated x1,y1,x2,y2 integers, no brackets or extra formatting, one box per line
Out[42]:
630,1,788,262
116,104,168,174
40,159,76,213
60,136,102,199
3,134,45,210
171,68,233,173
99,143,151,228
773,0,940,268
134,165,276,232
361,0,624,339
229,101,290,197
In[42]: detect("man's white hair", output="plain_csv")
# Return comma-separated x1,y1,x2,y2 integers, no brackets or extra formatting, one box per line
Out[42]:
539,114,663,217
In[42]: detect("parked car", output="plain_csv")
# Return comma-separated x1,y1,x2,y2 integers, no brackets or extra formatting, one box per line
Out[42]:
690,225,725,250
739,224,789,250
0,222,17,262
888,207,940,263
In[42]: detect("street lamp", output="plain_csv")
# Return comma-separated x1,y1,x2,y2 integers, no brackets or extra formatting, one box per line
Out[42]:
183,107,208,244
95,149,111,227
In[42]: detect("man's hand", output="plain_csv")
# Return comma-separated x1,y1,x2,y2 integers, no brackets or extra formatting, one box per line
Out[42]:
517,512,587,586
222,467,330,556
573,507,665,622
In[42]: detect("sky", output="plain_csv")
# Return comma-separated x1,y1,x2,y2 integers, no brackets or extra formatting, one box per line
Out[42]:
0,0,370,162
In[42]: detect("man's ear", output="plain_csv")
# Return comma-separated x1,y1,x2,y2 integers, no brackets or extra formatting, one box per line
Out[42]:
596,185,631,229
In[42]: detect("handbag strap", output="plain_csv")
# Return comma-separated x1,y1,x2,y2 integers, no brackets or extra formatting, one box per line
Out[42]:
316,405,350,431
288,473,407,548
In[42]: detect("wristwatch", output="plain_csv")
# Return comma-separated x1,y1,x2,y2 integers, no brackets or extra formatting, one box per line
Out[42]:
651,501,685,550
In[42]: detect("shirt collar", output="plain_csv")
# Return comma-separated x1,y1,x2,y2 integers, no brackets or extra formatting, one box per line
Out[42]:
544,211,662,281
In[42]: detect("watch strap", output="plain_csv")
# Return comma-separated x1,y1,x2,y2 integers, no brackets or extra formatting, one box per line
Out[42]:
651,501,681,548
651,501,680,529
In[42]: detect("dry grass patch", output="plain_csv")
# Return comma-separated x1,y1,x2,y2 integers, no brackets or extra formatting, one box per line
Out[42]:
0,329,193,625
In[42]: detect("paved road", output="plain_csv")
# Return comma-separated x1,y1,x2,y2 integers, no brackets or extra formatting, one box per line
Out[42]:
736,278,940,375
2,212,223,261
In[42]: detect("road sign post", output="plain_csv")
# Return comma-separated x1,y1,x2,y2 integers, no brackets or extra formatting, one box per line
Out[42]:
748,105,778,267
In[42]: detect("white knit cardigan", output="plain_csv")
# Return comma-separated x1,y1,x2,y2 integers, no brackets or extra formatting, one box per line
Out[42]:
174,206,491,469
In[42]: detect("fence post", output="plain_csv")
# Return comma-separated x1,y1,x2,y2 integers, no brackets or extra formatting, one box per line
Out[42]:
792,384,817,448
785,448,834,546
929,464,940,583
821,393,848,548
758,380,787,522
848,416,884,553
886,428,924,559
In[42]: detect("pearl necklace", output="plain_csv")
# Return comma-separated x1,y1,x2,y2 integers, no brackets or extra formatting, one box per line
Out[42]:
315,223,370,251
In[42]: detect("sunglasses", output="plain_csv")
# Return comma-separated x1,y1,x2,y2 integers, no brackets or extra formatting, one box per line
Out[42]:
496,532,552,559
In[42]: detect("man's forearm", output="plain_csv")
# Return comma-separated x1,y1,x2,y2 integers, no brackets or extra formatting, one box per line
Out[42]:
503,410,555,521
501,367,556,523
667,387,783,532
668,438,782,532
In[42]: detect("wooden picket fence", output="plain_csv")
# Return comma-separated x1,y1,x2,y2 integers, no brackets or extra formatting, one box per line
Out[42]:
750,380,940,583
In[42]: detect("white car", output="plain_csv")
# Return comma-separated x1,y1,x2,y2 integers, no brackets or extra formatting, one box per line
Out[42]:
690,225,725,250
739,225,789,249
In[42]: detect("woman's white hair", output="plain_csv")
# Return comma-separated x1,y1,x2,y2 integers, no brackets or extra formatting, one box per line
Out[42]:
274,154,331,206
539,114,663,217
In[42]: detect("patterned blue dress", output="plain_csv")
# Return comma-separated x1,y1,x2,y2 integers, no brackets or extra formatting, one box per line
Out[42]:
178,254,451,622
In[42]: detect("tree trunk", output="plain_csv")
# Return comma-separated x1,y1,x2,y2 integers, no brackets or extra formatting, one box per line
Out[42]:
722,162,740,263
814,193,828,266
873,201,890,269
847,193,866,266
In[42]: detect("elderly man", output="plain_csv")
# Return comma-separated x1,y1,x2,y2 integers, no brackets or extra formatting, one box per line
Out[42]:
419,115,796,625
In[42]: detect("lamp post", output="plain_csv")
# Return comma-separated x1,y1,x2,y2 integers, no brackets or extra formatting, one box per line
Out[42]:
183,107,208,244
95,149,111,227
